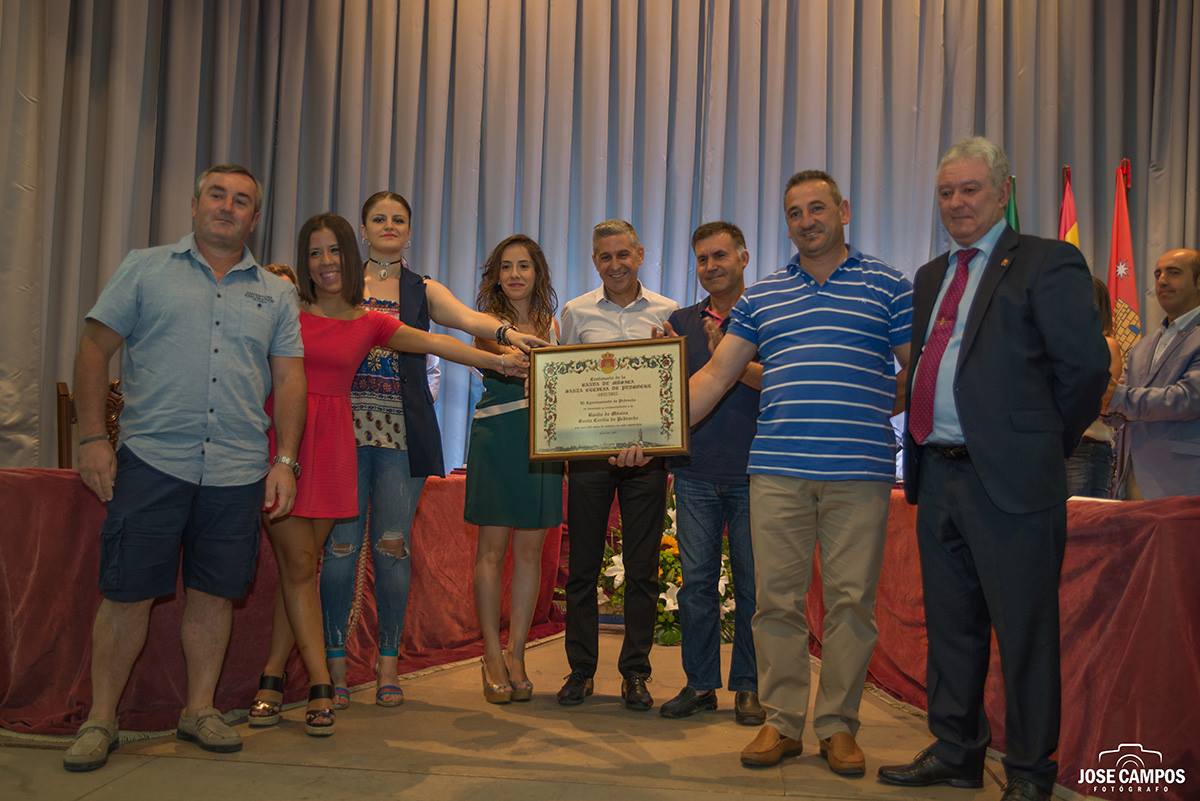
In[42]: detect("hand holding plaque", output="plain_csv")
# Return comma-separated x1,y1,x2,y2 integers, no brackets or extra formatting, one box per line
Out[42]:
528,337,689,461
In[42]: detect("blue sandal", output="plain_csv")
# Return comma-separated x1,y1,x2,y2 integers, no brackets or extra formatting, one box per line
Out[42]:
375,683,404,707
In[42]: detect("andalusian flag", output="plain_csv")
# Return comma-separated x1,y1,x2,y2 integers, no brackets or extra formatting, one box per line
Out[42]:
1058,166,1080,248
1004,175,1020,232
1107,159,1142,356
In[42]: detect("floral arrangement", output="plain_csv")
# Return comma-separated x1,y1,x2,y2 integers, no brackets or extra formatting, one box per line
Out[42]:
597,483,737,645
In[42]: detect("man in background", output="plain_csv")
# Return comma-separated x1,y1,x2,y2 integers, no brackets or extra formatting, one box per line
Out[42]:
1109,247,1200,499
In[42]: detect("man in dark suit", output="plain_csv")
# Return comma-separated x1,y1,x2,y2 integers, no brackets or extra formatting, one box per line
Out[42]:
877,137,1110,801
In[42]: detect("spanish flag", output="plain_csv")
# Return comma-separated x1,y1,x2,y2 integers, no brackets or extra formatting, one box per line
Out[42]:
1058,166,1080,248
1106,159,1142,357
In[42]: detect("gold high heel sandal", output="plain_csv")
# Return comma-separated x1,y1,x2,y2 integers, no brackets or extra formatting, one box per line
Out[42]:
481,656,513,704
505,651,533,702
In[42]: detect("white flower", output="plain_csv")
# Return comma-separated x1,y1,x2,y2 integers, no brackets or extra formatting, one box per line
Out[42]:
596,587,609,605
717,571,729,597
721,597,736,615
660,582,680,612
603,553,625,587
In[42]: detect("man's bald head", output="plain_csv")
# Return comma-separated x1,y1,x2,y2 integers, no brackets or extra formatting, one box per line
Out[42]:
1153,248,1200,321
1161,248,1200,279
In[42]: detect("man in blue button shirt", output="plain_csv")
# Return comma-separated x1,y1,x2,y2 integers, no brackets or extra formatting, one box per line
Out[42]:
879,138,1109,801
63,165,306,772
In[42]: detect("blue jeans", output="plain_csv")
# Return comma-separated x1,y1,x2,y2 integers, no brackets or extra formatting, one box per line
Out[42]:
321,447,426,656
673,475,757,691
1065,439,1114,498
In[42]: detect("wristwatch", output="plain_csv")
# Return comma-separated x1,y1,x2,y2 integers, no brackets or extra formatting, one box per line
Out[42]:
272,454,302,478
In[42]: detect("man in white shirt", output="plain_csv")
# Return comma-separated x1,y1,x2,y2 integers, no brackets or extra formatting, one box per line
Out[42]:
1109,247,1200,499
556,220,678,711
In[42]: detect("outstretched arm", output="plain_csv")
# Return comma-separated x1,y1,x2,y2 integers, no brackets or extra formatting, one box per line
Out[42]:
388,325,527,378
425,279,548,352
610,330,758,469
697,319,762,389
690,332,758,425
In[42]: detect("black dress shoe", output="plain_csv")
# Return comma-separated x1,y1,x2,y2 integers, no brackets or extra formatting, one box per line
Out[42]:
621,673,653,710
556,672,594,706
734,691,765,725
877,748,983,788
659,687,717,718
1001,778,1050,801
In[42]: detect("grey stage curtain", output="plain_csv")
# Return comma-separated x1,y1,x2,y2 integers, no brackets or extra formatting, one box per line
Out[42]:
2,0,1197,470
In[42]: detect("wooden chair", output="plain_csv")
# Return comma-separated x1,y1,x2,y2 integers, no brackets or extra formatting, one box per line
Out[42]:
55,380,124,468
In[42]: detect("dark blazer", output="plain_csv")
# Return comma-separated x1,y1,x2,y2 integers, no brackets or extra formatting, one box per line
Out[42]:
903,227,1110,514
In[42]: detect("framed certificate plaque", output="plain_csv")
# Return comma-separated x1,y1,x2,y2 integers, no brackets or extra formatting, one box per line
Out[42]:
528,337,690,461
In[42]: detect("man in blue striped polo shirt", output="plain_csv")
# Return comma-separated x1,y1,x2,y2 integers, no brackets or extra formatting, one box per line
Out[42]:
686,171,913,773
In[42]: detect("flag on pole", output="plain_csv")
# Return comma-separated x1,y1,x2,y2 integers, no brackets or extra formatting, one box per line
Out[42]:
1058,166,1080,249
1107,159,1141,357
1004,175,1020,232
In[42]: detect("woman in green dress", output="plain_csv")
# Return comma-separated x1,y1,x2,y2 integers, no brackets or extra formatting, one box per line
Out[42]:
466,234,562,703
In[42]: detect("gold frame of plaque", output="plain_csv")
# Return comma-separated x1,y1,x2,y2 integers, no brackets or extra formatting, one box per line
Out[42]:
528,337,690,461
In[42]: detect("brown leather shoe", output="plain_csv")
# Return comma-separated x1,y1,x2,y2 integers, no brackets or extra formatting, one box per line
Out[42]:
740,724,803,767
820,731,865,776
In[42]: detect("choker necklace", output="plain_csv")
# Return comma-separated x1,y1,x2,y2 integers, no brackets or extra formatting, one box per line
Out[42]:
367,256,403,280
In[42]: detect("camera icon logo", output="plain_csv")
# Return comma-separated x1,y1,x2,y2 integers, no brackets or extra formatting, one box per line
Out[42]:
1079,742,1186,791
1097,743,1164,771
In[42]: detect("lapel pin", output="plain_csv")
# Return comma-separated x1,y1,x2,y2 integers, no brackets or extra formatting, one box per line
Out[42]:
1000,258,1010,267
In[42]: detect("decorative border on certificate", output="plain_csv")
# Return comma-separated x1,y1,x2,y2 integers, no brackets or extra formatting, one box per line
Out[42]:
529,337,689,461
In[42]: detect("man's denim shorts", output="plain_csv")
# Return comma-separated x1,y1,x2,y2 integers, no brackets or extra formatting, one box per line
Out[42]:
98,446,265,602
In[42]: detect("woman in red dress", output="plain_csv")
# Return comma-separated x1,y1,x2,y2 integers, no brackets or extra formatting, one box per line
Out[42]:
249,214,527,736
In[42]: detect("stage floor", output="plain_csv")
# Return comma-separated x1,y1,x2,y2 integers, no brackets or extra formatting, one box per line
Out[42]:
2,632,1006,801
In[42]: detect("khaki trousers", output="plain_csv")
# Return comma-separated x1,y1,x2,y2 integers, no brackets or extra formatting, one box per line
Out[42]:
748,474,891,740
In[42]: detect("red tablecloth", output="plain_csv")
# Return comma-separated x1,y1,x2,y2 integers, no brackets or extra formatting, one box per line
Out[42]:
0,468,563,734
806,490,1200,801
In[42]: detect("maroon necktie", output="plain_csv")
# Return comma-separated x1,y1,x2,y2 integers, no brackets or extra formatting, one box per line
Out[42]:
909,248,978,444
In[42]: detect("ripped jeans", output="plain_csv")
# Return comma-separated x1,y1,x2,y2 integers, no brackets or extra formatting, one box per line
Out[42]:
321,446,426,657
